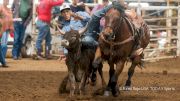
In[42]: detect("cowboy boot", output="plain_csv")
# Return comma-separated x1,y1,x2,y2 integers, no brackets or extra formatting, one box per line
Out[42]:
36,49,44,60
45,49,53,60
2,63,9,68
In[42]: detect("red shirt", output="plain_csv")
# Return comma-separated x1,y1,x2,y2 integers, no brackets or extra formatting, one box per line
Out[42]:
37,0,64,23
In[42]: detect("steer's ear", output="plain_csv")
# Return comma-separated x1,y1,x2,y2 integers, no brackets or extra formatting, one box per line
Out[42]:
57,25,65,35
78,23,88,35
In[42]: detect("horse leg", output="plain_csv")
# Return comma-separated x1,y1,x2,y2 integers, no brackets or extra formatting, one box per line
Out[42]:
125,63,136,87
111,60,125,97
125,56,140,87
59,75,68,94
91,46,102,85
93,46,102,67
97,62,106,88
104,61,115,96
90,66,97,86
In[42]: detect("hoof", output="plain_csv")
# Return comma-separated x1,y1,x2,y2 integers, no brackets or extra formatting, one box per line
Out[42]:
112,89,120,97
124,86,131,91
104,90,111,96
90,81,96,86
59,88,65,94
90,72,97,86
111,83,120,97
66,96,76,101
125,80,131,87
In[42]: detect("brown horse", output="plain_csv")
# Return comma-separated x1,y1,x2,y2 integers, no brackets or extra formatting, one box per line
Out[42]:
93,7,150,97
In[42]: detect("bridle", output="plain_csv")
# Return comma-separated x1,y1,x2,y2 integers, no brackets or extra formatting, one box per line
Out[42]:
101,15,134,47
100,9,135,61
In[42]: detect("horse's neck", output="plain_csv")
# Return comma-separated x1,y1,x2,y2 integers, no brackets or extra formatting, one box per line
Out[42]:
114,18,132,42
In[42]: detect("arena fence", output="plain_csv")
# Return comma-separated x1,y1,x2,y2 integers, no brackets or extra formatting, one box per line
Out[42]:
135,5,180,61
30,0,180,62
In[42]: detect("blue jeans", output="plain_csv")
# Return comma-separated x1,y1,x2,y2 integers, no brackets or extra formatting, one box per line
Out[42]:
81,33,99,47
82,5,113,46
0,44,6,65
1,30,10,58
85,0,94,3
36,20,52,51
12,21,26,58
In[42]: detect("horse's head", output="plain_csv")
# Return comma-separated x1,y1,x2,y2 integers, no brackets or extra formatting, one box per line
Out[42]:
59,26,87,49
102,8,122,41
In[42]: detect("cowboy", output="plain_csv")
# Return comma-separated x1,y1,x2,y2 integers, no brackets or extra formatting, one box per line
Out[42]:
57,3,91,60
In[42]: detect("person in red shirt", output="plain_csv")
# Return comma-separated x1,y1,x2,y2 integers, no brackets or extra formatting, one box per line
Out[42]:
36,0,64,59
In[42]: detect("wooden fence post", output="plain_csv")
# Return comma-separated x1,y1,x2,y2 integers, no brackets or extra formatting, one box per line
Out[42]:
166,1,172,52
177,5,180,56
137,0,141,16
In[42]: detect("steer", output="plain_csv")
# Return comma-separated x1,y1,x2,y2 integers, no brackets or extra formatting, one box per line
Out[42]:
58,27,106,97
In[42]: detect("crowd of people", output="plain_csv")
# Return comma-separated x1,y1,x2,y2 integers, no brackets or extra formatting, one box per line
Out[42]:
0,0,128,67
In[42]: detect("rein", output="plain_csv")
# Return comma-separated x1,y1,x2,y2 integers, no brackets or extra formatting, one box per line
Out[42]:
100,34,134,47
100,16,134,47
100,13,135,61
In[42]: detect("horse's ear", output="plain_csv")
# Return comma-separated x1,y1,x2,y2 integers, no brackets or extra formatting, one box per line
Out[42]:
78,23,88,35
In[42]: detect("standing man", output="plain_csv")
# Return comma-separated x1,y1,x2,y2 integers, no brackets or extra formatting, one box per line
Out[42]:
36,0,64,60
0,0,14,67
12,0,33,60
1,0,14,59
70,0,91,14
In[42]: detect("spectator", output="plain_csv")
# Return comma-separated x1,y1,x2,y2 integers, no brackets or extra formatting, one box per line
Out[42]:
70,0,91,14
65,0,71,3
36,0,64,60
80,0,96,3
57,4,90,60
0,0,13,67
12,0,33,60
91,0,110,15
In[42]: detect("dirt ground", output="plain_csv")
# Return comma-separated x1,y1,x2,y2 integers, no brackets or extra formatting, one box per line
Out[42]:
0,58,180,101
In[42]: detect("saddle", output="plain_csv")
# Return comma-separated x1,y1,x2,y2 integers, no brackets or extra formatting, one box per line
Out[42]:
125,9,144,29
125,9,146,61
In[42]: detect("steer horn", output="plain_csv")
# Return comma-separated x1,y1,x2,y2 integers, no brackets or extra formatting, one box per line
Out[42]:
78,23,88,35
57,25,65,35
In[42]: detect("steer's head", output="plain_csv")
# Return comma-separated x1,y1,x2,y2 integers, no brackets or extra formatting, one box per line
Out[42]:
58,26,87,49
61,30,80,49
